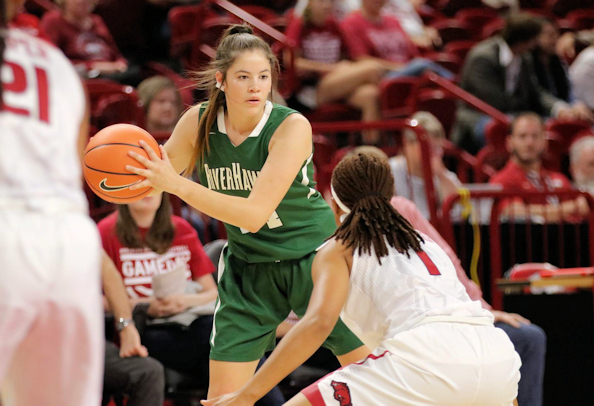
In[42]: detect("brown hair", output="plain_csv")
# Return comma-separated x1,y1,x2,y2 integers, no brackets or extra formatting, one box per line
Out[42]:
331,153,423,260
137,75,183,116
116,194,175,254
184,24,280,176
501,13,543,47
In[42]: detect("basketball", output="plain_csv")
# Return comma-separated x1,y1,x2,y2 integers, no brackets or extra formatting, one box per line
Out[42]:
83,124,161,204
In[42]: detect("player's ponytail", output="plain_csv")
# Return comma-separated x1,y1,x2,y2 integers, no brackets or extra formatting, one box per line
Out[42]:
183,24,280,176
0,0,6,104
331,153,423,261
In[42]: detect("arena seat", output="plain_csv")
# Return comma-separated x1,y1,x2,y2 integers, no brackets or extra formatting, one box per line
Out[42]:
379,77,420,118
431,19,475,45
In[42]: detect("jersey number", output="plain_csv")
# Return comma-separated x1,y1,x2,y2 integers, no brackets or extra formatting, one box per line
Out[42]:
1,61,49,123
240,210,283,234
417,251,441,276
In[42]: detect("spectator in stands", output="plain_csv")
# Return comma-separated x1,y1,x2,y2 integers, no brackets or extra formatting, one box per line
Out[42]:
98,193,218,386
98,193,286,404
286,0,384,144
317,0,441,49
340,0,454,80
389,111,462,219
452,13,593,154
347,145,546,406
138,76,184,135
101,251,165,406
569,44,594,111
532,18,574,103
490,113,589,221
40,0,142,86
570,135,594,197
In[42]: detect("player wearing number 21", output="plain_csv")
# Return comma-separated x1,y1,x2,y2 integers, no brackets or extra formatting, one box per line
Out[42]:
203,153,522,406
126,24,369,401
0,0,103,405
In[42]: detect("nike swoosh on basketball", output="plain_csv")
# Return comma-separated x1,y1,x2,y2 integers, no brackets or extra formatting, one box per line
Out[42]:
99,179,140,192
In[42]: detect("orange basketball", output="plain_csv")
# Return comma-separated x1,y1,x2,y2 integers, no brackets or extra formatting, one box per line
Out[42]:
83,124,161,204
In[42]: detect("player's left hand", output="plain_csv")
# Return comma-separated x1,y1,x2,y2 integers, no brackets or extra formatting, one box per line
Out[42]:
200,391,256,406
127,141,181,194
491,310,531,328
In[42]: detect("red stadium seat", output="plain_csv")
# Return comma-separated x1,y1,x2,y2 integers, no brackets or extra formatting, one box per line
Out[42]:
379,77,420,118
455,8,500,39
239,5,278,21
424,52,463,76
168,5,205,67
566,9,594,30
443,40,477,64
431,19,474,45
414,89,458,137
546,119,592,151
303,104,361,123
417,7,447,25
481,18,505,39
84,79,144,131
439,0,484,17
550,0,593,17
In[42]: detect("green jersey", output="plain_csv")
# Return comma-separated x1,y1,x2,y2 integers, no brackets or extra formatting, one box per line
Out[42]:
196,102,336,263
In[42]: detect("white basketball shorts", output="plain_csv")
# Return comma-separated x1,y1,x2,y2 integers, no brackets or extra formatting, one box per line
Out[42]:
0,210,104,406
302,322,521,405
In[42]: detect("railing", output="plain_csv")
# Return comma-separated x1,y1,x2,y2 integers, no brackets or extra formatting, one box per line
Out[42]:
441,189,594,309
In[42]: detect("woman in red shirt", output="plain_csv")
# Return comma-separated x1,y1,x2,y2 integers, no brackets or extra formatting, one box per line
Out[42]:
40,0,142,85
99,193,219,383
286,0,385,143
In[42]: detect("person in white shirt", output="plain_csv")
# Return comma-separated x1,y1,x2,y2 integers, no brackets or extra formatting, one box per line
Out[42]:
202,152,521,406
570,135,594,196
570,45,594,111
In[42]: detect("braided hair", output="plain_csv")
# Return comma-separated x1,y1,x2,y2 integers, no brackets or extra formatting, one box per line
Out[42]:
331,153,424,260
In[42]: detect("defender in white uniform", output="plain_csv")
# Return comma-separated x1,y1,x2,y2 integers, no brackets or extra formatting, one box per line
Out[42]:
0,1,103,405
202,153,521,406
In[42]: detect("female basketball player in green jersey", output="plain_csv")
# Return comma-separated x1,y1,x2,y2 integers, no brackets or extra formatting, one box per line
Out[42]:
127,24,369,400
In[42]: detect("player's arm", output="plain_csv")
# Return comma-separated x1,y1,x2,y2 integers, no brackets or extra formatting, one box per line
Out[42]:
77,86,91,164
130,113,313,233
162,104,200,175
202,239,352,406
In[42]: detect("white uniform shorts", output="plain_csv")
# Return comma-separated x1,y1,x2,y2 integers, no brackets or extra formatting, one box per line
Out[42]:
302,322,521,406
0,210,103,406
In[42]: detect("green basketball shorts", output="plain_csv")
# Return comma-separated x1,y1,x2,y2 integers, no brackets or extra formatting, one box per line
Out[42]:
209,244,364,362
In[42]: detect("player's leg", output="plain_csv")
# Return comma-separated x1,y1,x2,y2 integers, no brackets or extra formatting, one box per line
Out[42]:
207,360,261,398
1,213,104,406
208,247,291,398
288,252,369,367
0,212,38,388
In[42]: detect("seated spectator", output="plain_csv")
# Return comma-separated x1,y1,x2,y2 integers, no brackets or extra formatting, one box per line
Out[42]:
340,0,454,80
338,145,547,406
452,13,592,154
489,112,589,221
532,18,574,103
388,111,462,219
569,44,594,112
98,194,285,404
570,135,594,196
98,193,218,385
137,76,184,135
101,251,165,406
40,0,142,86
286,0,384,144
325,0,441,49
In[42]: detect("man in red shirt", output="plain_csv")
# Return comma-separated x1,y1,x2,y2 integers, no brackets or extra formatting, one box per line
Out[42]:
490,112,589,220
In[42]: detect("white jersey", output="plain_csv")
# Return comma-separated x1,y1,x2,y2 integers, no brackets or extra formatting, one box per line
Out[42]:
0,29,87,212
340,235,493,350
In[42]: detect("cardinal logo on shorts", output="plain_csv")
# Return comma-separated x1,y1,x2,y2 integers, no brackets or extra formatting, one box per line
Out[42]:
331,380,352,406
